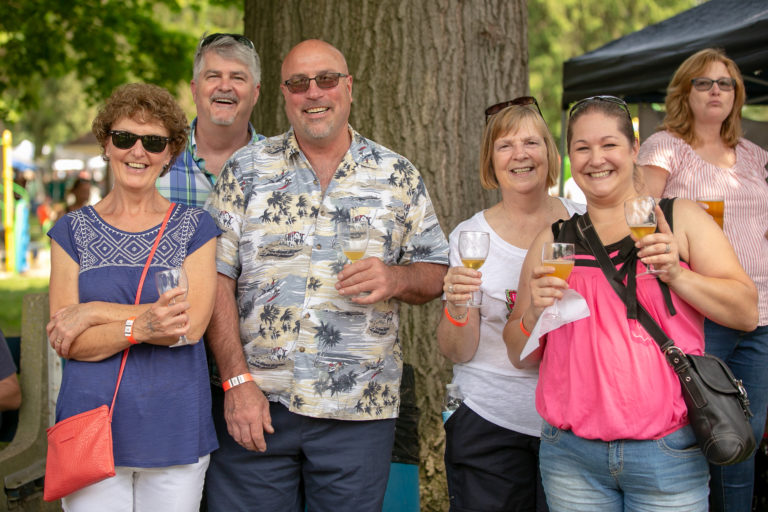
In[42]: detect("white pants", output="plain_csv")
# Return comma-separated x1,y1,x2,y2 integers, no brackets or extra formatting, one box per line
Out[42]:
62,455,209,512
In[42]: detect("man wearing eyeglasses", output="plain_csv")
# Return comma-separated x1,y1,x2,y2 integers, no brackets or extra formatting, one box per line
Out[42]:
157,33,263,207
204,39,448,511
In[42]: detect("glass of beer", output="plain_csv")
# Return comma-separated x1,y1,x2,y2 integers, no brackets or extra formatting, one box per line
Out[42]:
697,196,724,229
338,220,369,263
541,242,575,319
457,231,490,307
624,196,663,277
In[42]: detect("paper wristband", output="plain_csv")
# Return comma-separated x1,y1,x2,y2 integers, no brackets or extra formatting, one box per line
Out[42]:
222,373,254,392
444,305,469,327
519,318,532,337
124,317,139,344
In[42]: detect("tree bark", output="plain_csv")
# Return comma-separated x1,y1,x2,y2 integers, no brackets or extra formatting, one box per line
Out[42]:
246,2,527,509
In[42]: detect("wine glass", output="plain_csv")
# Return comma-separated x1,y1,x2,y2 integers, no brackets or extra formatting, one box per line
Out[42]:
337,220,370,264
541,242,575,319
624,196,662,276
154,267,190,348
457,231,490,307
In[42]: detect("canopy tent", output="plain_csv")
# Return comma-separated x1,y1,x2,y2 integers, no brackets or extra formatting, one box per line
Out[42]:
561,0,768,109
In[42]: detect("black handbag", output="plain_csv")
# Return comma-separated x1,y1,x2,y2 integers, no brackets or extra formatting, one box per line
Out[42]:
575,214,755,465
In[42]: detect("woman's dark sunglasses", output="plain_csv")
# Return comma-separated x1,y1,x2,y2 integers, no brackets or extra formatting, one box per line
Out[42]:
485,96,543,124
283,73,348,94
569,95,631,120
109,130,170,154
200,33,255,50
691,77,736,92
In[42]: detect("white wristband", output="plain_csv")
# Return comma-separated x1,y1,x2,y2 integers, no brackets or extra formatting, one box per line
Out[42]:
222,373,254,392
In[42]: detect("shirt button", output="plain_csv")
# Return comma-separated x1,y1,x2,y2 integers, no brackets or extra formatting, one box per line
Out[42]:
316,243,321,249
304,313,310,319
299,346,306,353
313,179,318,185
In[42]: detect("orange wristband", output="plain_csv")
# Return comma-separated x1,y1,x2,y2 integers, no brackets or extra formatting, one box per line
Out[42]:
124,317,139,344
519,317,532,337
222,373,254,392
444,305,469,327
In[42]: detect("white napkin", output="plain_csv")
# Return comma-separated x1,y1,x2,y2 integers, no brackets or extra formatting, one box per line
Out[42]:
520,289,591,361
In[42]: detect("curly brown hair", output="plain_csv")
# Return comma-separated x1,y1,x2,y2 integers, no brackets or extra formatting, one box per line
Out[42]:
661,48,744,148
92,83,188,175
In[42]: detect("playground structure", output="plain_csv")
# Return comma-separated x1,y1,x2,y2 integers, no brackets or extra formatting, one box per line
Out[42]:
1,130,31,275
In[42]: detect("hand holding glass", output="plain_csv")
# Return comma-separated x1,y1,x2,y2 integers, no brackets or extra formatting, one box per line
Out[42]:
541,242,575,319
624,196,662,276
457,231,490,307
154,268,191,347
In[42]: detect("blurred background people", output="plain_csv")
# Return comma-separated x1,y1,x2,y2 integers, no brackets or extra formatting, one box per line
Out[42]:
437,97,583,512
638,48,768,512
65,177,92,212
46,83,219,510
505,96,757,511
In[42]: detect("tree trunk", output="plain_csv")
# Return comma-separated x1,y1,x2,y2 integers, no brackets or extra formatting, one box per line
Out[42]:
246,2,527,510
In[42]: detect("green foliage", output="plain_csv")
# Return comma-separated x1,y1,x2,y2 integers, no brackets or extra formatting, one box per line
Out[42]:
0,0,244,152
528,0,697,140
0,276,49,337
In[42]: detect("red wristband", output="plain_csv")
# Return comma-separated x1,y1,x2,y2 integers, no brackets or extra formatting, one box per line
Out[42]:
519,317,532,337
222,373,254,392
444,305,469,327
124,317,139,344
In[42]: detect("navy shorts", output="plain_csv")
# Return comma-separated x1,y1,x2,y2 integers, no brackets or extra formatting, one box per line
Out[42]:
206,388,396,512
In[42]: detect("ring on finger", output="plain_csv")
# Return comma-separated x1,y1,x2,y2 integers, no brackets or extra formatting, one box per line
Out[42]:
448,284,455,294
665,243,671,254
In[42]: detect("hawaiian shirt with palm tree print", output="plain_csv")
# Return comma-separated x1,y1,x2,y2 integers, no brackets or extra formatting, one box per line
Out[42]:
206,127,449,420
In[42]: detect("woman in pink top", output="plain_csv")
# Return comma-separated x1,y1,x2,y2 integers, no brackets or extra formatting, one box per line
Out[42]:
638,48,768,512
504,96,757,511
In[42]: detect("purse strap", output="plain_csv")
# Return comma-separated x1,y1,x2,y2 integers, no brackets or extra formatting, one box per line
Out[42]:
108,203,176,418
576,214,676,355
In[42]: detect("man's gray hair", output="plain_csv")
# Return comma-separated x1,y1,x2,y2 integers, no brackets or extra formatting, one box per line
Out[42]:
193,34,261,85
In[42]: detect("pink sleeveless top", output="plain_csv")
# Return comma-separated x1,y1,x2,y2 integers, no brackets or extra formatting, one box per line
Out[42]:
537,226,704,441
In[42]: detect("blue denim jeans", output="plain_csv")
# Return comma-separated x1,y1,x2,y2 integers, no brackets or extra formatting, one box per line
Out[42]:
704,320,768,512
539,422,709,512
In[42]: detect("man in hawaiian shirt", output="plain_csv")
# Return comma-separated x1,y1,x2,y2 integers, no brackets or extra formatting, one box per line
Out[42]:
204,39,449,510
157,33,264,207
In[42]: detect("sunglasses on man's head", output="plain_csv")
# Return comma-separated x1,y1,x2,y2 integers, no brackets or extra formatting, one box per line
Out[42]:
568,95,631,120
283,73,348,94
109,130,170,154
691,77,736,92
485,96,543,124
200,33,255,50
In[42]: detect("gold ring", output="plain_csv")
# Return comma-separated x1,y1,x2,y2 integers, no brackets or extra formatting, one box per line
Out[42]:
56,338,62,344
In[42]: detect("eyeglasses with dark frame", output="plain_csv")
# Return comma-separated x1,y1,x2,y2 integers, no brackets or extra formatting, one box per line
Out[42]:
691,77,736,92
200,33,255,50
109,130,170,154
283,73,349,94
485,96,543,124
568,95,631,121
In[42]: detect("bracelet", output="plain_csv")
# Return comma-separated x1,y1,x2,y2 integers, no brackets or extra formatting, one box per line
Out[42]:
124,317,139,344
222,373,254,392
444,305,469,327
519,317,532,337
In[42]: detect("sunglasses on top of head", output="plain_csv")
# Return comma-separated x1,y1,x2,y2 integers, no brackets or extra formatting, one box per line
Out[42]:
200,33,255,50
690,77,736,92
484,96,543,124
109,130,170,154
283,73,348,94
568,95,631,120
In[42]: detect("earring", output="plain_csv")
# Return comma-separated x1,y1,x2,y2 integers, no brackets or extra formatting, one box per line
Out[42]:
102,154,110,162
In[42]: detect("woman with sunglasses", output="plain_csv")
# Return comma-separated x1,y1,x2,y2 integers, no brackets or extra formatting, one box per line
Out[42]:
503,96,757,511
46,83,219,510
437,97,584,512
638,48,768,512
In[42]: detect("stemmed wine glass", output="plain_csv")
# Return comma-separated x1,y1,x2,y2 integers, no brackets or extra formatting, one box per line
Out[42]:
337,220,370,264
624,196,662,277
155,267,190,347
541,242,575,319
457,231,490,307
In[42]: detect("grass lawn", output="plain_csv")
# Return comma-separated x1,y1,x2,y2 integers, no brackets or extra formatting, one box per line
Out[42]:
0,275,49,337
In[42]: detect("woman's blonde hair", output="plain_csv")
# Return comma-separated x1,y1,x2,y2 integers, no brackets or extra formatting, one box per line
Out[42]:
662,48,744,148
479,106,559,190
